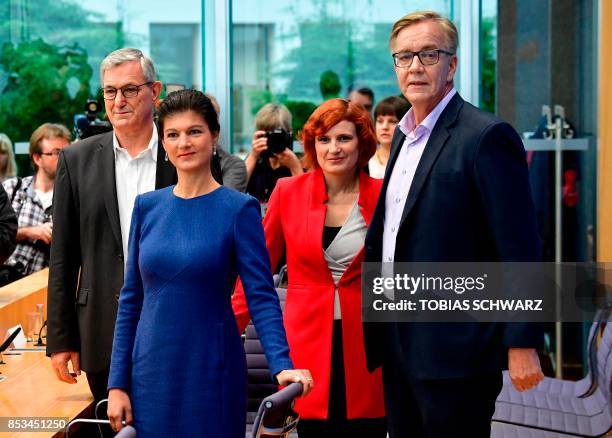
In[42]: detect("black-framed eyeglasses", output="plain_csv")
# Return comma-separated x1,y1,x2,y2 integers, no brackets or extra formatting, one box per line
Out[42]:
39,149,62,157
101,82,153,100
392,49,455,68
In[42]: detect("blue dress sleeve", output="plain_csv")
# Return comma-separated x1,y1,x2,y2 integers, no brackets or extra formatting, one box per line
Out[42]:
108,196,145,391
234,197,293,377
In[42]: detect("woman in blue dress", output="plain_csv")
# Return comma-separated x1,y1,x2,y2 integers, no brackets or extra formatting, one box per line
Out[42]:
106,89,313,437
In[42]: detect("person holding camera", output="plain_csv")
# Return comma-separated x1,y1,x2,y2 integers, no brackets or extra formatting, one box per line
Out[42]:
0,123,70,285
245,103,303,207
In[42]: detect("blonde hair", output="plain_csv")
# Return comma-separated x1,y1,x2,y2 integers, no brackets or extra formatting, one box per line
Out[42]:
389,11,458,53
254,103,292,132
0,133,17,179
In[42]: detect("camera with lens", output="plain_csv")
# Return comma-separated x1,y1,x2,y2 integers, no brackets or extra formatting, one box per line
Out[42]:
73,99,113,140
263,128,293,157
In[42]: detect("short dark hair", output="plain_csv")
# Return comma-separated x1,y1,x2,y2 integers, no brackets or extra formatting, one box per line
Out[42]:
158,89,220,136
374,95,411,120
348,85,375,101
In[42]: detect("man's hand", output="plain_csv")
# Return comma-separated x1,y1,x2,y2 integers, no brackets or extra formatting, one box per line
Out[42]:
108,388,133,432
508,348,544,392
50,351,81,384
19,223,53,244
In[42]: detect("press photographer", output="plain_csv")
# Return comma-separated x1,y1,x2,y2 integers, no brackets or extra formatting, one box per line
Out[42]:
73,99,112,140
0,123,71,286
245,103,303,207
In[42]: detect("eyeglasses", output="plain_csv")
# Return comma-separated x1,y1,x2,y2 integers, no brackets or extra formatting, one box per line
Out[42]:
392,49,454,68
39,149,62,157
101,82,153,100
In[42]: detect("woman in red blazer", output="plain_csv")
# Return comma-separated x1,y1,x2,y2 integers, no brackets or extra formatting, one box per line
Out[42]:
233,99,386,437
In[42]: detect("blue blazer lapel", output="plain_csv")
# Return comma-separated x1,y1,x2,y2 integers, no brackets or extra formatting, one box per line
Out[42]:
398,93,464,229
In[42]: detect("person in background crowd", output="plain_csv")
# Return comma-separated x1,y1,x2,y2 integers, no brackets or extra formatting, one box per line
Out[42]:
1,124,70,284
204,92,248,192
348,85,375,115
234,99,386,438
367,96,411,178
363,11,543,437
0,133,18,182
0,185,17,265
107,89,312,437
47,48,177,412
245,103,303,209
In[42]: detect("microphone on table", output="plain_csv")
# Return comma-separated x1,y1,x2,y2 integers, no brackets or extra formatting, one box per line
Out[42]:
0,326,22,367
36,320,47,347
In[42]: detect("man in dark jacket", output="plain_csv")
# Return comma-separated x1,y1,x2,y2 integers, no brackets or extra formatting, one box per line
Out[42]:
363,11,544,437
47,48,176,403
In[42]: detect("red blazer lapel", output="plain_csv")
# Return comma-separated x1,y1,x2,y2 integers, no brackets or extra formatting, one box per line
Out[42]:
306,169,335,284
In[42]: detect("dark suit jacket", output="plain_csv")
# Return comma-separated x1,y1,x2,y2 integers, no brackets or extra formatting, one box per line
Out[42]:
363,93,543,379
46,130,176,373
0,184,17,264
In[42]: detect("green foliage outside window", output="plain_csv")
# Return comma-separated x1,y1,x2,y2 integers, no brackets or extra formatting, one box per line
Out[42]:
0,39,92,144
0,0,124,174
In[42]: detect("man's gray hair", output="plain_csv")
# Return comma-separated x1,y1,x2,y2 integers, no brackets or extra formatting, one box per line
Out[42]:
100,48,157,85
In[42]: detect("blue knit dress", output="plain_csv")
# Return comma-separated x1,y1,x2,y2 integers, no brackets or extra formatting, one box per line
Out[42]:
108,186,292,437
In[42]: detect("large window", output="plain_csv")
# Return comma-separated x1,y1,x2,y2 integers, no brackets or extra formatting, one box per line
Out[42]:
231,0,452,154
0,0,201,173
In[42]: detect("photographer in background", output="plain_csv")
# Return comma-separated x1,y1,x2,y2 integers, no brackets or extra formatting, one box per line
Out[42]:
245,103,303,207
0,123,70,284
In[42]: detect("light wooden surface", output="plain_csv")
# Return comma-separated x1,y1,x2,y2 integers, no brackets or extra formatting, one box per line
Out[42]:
0,269,49,336
598,0,612,262
0,349,92,438
0,270,93,437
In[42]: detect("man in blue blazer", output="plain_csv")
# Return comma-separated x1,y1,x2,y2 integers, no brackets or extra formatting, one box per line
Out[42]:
363,11,544,437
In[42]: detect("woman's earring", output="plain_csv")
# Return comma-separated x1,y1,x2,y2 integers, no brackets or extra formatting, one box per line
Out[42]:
165,151,168,162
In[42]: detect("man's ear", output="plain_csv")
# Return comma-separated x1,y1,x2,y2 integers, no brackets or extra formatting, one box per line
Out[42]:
447,54,458,82
32,153,43,169
151,81,163,102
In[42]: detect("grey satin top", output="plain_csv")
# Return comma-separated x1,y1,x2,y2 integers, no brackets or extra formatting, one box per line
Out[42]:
323,201,367,319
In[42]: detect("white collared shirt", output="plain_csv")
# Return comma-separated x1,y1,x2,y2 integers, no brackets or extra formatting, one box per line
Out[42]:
113,124,158,261
382,88,457,267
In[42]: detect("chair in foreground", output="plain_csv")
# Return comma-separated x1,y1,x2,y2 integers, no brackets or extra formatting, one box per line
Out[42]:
245,287,288,428
492,318,612,437
251,382,302,438
499,309,609,399
491,422,583,437
65,398,134,438
65,419,136,437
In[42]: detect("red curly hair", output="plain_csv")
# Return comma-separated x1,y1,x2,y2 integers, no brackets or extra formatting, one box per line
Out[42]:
301,98,377,170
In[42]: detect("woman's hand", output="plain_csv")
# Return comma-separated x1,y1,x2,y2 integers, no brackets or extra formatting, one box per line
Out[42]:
276,369,314,396
246,131,269,181
250,131,268,160
107,388,133,432
275,149,304,176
